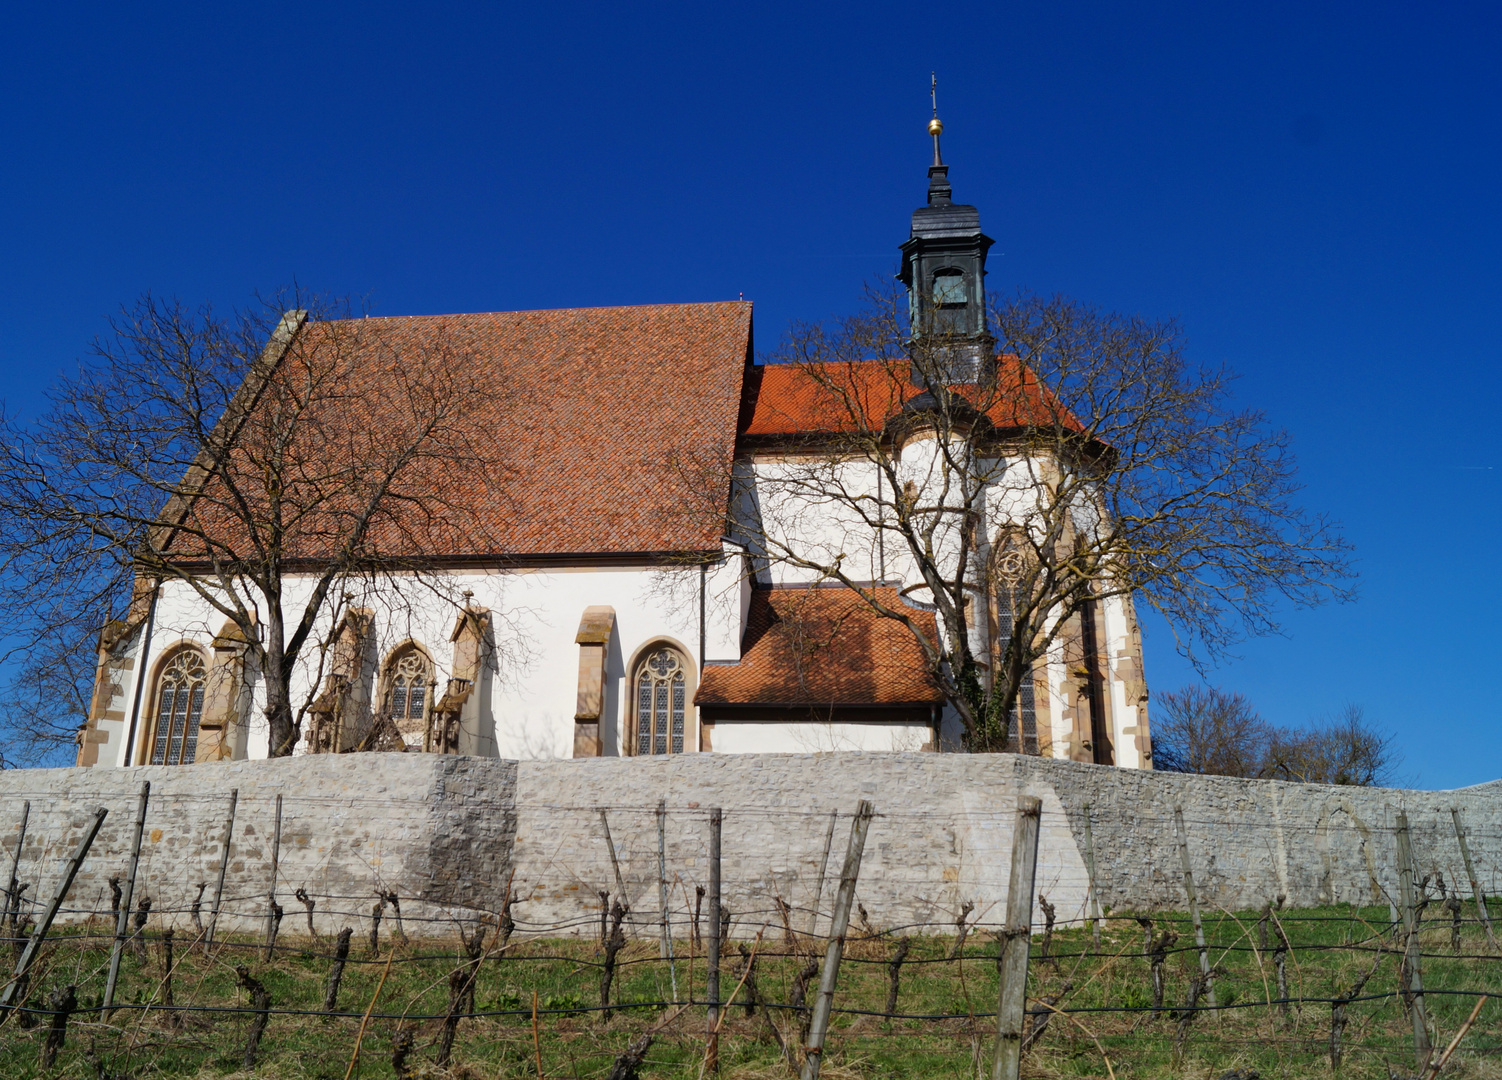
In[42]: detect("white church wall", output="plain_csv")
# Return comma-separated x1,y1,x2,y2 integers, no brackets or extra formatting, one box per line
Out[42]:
111,561,728,766
745,445,1083,596
1044,634,1073,759
95,437,1148,770
743,455,885,586
739,443,1150,768
702,552,749,664
709,719,935,753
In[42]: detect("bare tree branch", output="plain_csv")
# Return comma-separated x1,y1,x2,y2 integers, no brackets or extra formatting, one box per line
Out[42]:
675,284,1355,752
0,290,516,759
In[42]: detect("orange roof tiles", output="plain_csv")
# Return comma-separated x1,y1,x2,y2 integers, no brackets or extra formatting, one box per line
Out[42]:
737,355,1084,442
696,585,944,707
179,302,751,560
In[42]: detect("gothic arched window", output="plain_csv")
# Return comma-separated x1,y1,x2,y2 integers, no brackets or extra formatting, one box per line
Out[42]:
633,646,687,755
148,649,208,765
383,646,432,747
993,538,1039,755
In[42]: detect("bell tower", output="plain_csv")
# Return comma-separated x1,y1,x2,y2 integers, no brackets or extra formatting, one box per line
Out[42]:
898,78,995,383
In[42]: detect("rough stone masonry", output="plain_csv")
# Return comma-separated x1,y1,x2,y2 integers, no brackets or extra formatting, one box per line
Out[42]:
0,753,1495,937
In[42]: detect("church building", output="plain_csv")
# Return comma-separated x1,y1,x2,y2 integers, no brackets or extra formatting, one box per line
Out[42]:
76,116,1152,770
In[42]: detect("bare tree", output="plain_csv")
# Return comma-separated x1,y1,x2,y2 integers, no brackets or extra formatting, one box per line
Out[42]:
1263,705,1400,786
0,631,94,766
1155,691,1400,786
686,285,1354,752
1151,685,1272,776
0,291,512,759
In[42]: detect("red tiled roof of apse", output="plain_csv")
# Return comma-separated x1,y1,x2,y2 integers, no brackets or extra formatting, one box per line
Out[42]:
696,585,944,706
737,355,1085,441
174,302,752,560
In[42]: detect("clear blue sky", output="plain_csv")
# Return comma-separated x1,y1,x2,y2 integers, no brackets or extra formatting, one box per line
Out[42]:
2,3,1497,787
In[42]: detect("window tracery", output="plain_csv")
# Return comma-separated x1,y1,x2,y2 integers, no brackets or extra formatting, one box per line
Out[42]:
383,647,432,747
148,649,208,765
633,646,687,755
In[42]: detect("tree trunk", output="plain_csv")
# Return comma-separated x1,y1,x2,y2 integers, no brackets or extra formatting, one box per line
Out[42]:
262,626,298,758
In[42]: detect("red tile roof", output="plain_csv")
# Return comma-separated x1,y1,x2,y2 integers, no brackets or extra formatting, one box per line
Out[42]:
737,356,1085,441
696,586,944,706
176,302,751,560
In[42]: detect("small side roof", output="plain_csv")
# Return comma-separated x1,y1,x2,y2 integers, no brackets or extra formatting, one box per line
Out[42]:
696,585,943,708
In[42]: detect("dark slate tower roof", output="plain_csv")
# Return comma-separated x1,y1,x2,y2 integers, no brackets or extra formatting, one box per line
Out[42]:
898,93,995,384
908,156,984,240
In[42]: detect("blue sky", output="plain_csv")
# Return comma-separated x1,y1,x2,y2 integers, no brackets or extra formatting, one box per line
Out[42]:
2,3,1497,786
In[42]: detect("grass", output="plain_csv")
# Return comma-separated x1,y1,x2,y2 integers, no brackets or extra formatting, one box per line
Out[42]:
0,901,1497,1078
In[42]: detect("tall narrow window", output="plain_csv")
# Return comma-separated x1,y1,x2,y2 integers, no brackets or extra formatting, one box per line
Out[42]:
932,269,968,334
993,542,1039,755
634,647,687,755
149,650,208,765
384,647,432,747
1079,599,1114,765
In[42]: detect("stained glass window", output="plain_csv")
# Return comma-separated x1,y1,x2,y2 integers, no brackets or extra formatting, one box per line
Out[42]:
386,649,431,745
150,650,207,765
634,647,687,755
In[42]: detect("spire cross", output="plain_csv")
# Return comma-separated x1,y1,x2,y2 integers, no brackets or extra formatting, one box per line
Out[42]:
928,73,944,166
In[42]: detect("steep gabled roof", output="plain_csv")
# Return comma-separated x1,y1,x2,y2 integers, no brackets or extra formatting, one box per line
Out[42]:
374,302,751,555
736,355,1085,444
696,585,943,707
175,301,752,562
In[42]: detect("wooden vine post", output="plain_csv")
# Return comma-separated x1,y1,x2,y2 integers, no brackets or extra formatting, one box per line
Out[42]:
1451,807,1498,950
801,799,875,1080
991,795,1042,1080
102,781,150,1016
205,788,238,954
707,807,722,1074
807,810,838,938
263,793,283,956
0,806,109,1012
1173,805,1216,1007
3,801,29,920
1080,802,1102,949
1394,808,1432,1069
598,807,634,937
657,799,670,955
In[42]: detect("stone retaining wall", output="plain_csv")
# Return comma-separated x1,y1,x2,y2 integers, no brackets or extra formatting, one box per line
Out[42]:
0,754,1495,938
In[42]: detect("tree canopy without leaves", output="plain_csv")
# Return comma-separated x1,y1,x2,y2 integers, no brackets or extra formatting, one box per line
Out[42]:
0,292,511,761
1153,685,1400,785
698,286,1355,752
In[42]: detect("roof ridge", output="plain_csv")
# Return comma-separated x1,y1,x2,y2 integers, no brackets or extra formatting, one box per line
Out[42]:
322,299,751,325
